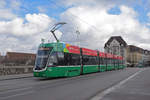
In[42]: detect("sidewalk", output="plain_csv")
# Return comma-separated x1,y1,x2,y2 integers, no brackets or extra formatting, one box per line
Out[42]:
0,73,33,81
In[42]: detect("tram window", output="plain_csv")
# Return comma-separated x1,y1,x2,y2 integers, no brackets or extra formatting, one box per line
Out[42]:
110,58,112,64
104,58,107,65
114,59,116,65
111,58,113,65
70,53,80,65
100,57,102,64
115,59,117,65
64,53,80,66
113,59,115,65
120,60,122,65
109,58,111,64
102,58,104,64
100,58,105,65
57,52,65,66
107,58,109,64
108,58,111,64
100,57,103,64
47,52,58,66
83,55,98,65
116,60,118,65
83,55,89,65
117,60,119,65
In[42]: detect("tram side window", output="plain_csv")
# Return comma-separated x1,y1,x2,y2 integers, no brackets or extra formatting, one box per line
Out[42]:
119,60,121,65
112,59,115,65
114,59,116,65
111,58,114,65
100,57,104,65
100,57,107,65
47,52,58,66
64,53,80,66
115,59,117,65
57,52,65,66
107,58,111,64
83,55,98,65
122,60,124,64
107,58,109,64
110,58,112,65
104,58,107,65
111,58,113,65
108,58,111,65
117,59,119,65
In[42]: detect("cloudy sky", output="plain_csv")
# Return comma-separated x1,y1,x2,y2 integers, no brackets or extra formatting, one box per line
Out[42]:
0,0,150,55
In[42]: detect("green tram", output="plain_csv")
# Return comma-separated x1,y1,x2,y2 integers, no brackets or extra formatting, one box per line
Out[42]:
33,42,125,78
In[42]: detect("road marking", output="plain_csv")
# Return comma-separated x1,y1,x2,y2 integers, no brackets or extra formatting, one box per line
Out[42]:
90,69,145,100
0,91,33,100
0,87,32,95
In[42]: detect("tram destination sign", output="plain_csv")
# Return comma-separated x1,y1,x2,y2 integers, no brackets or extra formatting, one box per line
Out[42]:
39,47,50,51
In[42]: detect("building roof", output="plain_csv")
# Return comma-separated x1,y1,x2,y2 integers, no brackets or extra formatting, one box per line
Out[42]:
128,45,144,53
6,52,35,56
104,36,127,48
6,52,36,59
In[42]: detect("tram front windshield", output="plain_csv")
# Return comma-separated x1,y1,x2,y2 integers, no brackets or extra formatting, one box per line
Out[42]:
35,47,53,70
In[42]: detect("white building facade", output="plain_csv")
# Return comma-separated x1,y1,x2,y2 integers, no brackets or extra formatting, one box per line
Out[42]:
104,36,127,63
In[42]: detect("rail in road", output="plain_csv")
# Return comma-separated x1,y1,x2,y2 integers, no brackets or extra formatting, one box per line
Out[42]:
0,68,149,100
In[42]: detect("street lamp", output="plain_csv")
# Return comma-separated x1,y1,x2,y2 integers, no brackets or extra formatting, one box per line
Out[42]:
50,22,67,43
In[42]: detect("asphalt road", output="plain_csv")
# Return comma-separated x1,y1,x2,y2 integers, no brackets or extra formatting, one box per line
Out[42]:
0,68,149,100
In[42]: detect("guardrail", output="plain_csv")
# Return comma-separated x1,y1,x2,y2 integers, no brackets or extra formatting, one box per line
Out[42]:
0,66,33,75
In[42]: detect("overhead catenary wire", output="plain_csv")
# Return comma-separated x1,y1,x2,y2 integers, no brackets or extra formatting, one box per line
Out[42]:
49,0,104,34
18,1,106,45
18,0,103,34
48,0,108,49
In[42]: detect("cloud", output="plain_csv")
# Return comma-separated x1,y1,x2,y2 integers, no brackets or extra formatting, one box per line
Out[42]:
1,0,150,55
0,13,63,54
37,6,47,13
0,13,54,36
10,0,21,10
0,0,20,20
0,9,17,20
60,4,150,50
147,12,150,26
63,0,138,9
0,0,6,8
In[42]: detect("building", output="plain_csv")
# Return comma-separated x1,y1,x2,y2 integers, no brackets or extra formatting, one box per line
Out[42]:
126,45,144,67
104,36,150,67
142,50,150,66
0,52,5,64
104,36,127,63
3,52,36,66
126,45,150,67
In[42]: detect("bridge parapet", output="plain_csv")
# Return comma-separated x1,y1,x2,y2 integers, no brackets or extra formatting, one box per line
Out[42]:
0,66,33,75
